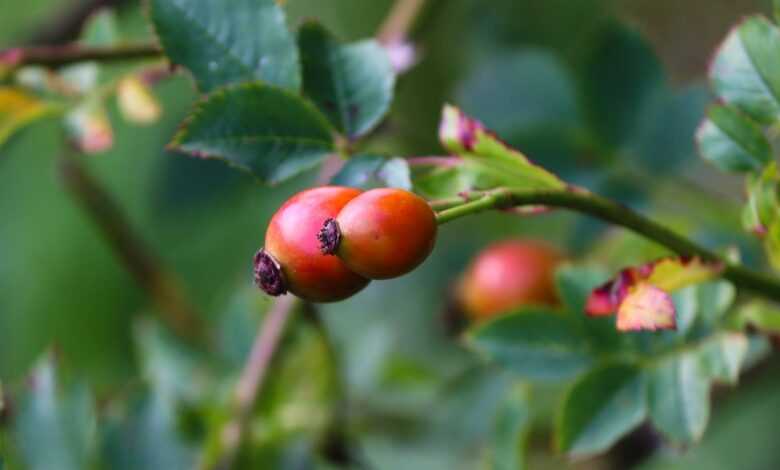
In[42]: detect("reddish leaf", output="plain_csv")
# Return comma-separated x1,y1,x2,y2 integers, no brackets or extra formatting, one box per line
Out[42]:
585,256,723,332
616,284,676,331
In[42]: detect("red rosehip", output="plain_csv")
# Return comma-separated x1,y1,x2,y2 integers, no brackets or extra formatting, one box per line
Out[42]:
255,187,370,302
319,188,437,279
457,240,562,321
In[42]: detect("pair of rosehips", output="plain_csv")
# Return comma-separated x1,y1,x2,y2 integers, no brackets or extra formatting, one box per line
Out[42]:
254,186,437,302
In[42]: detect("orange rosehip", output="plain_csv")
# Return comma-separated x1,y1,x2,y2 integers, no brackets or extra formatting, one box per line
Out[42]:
319,188,437,279
255,187,370,302
458,240,562,321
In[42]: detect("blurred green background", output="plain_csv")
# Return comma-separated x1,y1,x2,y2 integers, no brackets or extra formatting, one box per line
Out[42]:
1,0,779,469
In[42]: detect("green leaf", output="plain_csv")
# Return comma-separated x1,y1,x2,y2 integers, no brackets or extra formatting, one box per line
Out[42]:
298,22,395,138
556,265,609,315
456,49,579,138
698,332,749,385
170,83,334,183
739,300,780,334
102,391,195,470
135,319,211,401
330,154,411,190
776,0,780,24
648,353,710,443
466,310,593,382
710,16,780,124
14,357,97,470
742,162,779,235
432,105,567,199
766,217,780,270
695,280,736,327
149,0,300,92
580,22,665,147
669,287,698,337
556,363,647,457
411,164,473,200
80,9,119,46
488,386,530,470
629,85,710,171
696,104,771,173
555,265,624,353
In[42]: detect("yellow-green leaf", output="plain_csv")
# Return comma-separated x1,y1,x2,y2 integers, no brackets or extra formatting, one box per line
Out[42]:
432,104,566,198
0,87,53,146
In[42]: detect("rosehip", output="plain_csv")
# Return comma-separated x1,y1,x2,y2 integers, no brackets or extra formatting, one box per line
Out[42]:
319,188,437,279
255,187,370,302
457,240,562,321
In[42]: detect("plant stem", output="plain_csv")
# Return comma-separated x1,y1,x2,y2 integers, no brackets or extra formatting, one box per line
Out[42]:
57,153,206,342
377,0,427,44
435,188,780,303
0,43,162,70
24,0,132,46
211,295,298,470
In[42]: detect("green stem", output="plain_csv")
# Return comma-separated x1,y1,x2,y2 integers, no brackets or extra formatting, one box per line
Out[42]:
436,188,780,303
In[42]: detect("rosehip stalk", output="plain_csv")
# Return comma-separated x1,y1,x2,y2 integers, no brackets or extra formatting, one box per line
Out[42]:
434,188,780,304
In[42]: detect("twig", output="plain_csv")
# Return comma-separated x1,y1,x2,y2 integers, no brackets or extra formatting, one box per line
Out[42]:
24,0,131,45
57,152,206,343
377,0,427,44
435,188,780,304
212,295,298,470
0,43,162,70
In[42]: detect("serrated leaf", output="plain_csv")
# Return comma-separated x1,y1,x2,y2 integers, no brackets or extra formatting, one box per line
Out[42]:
696,104,771,173
488,386,530,470
581,22,665,147
616,283,676,332
710,16,780,124
556,363,646,457
14,357,97,470
435,105,567,197
699,332,748,385
170,83,334,183
149,0,300,92
0,87,54,146
298,22,395,138
648,353,710,443
330,154,411,190
646,257,725,292
466,310,593,382
586,257,724,327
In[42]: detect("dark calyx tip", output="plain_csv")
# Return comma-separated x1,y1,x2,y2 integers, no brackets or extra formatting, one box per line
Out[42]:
317,218,341,255
253,249,287,296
